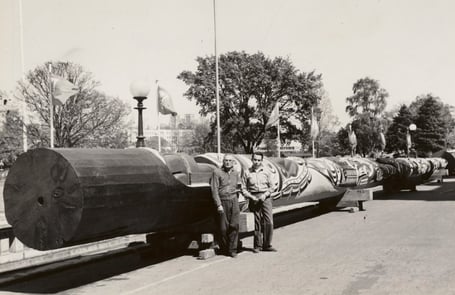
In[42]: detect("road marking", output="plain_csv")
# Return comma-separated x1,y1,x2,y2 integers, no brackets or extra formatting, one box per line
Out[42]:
122,256,231,295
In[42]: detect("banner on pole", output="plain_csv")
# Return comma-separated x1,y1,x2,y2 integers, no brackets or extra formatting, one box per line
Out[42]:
157,86,177,116
266,102,279,128
52,76,78,106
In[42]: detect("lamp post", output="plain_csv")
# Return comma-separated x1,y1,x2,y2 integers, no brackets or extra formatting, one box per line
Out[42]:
407,123,417,157
130,80,151,148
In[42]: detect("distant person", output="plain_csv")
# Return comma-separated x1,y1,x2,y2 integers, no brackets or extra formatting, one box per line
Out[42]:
210,154,241,258
242,152,276,253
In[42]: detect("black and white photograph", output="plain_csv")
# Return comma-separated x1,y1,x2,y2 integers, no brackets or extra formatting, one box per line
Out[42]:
1,0,455,294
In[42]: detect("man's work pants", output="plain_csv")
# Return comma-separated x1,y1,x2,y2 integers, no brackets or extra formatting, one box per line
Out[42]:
218,197,240,254
248,196,273,249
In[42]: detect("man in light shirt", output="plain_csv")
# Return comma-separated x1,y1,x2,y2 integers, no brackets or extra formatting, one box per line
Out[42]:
242,152,277,253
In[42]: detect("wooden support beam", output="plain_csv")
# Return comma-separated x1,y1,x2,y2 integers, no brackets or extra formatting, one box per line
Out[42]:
337,188,373,211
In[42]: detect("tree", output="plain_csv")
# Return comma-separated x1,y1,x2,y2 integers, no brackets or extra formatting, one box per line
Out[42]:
318,131,343,156
16,61,130,148
346,77,388,117
344,77,389,155
315,91,340,156
191,120,215,154
385,105,414,153
413,95,451,155
178,51,323,153
410,94,455,150
336,127,351,156
0,110,23,167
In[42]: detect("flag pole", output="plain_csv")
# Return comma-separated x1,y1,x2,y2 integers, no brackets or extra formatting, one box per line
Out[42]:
156,82,161,153
48,63,54,148
213,0,221,160
311,107,315,158
18,0,28,152
277,102,280,158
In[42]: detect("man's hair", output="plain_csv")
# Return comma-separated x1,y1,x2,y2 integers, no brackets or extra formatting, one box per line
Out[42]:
223,153,234,160
251,152,264,160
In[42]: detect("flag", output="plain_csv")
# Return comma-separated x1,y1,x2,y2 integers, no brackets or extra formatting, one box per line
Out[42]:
52,75,78,106
157,86,177,116
266,102,279,128
310,109,319,140
348,125,357,147
379,132,386,151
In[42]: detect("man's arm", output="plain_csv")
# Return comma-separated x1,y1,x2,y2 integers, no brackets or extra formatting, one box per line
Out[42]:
241,170,258,202
259,171,275,201
210,171,223,212
265,171,275,197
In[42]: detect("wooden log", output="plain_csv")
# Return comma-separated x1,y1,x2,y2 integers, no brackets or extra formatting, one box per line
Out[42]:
4,148,214,251
239,212,254,233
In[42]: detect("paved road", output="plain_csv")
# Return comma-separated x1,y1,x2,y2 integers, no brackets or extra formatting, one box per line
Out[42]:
2,178,455,294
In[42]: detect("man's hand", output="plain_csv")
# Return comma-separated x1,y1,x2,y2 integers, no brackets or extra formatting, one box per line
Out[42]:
217,205,224,213
249,195,258,202
257,193,266,202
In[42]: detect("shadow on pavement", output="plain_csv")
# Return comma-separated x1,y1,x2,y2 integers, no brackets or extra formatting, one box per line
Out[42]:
0,235,199,294
374,177,455,202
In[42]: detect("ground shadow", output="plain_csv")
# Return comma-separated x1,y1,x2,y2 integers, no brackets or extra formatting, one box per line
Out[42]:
0,235,199,294
374,177,455,202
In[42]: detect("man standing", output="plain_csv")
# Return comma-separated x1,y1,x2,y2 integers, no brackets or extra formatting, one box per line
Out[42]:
210,154,241,258
242,152,276,253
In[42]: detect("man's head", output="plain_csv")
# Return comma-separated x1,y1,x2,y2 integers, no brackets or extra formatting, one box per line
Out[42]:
222,154,235,170
251,152,264,169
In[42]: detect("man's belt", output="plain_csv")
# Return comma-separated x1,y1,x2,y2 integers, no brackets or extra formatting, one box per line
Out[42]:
219,193,238,200
250,191,270,198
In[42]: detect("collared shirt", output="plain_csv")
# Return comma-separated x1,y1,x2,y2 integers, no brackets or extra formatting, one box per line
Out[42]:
210,166,242,207
242,165,274,198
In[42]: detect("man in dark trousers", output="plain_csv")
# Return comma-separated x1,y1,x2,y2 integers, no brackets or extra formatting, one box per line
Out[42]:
242,152,276,253
210,154,241,258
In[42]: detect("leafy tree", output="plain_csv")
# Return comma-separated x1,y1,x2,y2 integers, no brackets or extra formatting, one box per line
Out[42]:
413,95,452,155
346,77,388,117
410,94,455,150
178,51,323,153
318,131,343,156
385,105,415,153
191,120,215,153
344,77,389,155
336,127,351,156
354,114,385,156
314,91,340,156
16,61,130,148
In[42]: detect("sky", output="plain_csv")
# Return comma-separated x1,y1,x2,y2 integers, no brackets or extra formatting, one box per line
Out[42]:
1,0,455,129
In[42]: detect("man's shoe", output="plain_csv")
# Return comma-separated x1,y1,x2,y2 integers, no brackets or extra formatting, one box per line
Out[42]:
262,246,277,252
252,248,261,253
229,252,238,258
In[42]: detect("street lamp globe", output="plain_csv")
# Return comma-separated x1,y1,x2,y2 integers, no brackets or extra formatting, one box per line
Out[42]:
130,79,151,97
130,79,150,148
409,123,417,131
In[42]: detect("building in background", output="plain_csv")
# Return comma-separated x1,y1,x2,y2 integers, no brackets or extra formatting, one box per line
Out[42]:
130,113,202,152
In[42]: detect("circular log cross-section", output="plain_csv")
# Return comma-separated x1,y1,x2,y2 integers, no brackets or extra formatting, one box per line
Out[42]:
4,149,83,250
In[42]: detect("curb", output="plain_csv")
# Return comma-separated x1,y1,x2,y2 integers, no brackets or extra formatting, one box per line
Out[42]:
0,234,147,274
